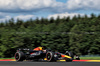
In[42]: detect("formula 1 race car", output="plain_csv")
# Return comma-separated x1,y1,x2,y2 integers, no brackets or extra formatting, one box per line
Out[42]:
14,48,74,62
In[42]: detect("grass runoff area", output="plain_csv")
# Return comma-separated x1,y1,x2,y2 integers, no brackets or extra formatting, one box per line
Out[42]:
0,58,14,59
80,57,100,60
0,57,100,60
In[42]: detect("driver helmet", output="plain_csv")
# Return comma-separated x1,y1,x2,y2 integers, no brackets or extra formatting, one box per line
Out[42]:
33,47,44,51
38,47,44,50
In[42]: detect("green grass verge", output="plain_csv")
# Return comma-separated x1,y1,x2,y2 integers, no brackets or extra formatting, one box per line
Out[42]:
80,57,100,60
0,58,14,59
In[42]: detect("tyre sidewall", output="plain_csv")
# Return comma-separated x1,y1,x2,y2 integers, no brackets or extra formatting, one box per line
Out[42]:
15,51,25,61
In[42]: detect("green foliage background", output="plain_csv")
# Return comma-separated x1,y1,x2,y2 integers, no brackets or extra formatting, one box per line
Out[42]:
0,14,100,57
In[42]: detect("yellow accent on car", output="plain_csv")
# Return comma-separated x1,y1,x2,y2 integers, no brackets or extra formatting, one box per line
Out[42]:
44,58,47,60
64,55,72,58
38,47,43,50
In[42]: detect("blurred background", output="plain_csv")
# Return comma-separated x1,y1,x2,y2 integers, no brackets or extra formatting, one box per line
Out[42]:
0,0,100,59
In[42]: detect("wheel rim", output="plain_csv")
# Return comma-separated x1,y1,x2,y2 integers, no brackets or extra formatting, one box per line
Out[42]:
46,53,51,61
15,53,20,60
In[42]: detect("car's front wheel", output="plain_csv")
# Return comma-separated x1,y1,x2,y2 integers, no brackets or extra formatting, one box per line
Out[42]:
65,51,74,62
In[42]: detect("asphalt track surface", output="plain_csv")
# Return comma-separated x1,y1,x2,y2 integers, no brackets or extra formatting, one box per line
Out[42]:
0,61,100,66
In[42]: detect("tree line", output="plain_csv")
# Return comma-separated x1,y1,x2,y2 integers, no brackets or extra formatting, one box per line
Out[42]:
0,13,100,57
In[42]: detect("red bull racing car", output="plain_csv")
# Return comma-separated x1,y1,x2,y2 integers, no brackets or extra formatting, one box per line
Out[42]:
14,47,74,62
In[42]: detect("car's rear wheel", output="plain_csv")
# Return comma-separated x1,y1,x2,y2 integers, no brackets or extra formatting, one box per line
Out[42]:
15,52,25,62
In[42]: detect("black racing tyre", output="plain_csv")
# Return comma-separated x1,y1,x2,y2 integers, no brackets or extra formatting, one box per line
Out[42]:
15,51,25,62
65,51,74,62
65,51,74,59
46,51,56,62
